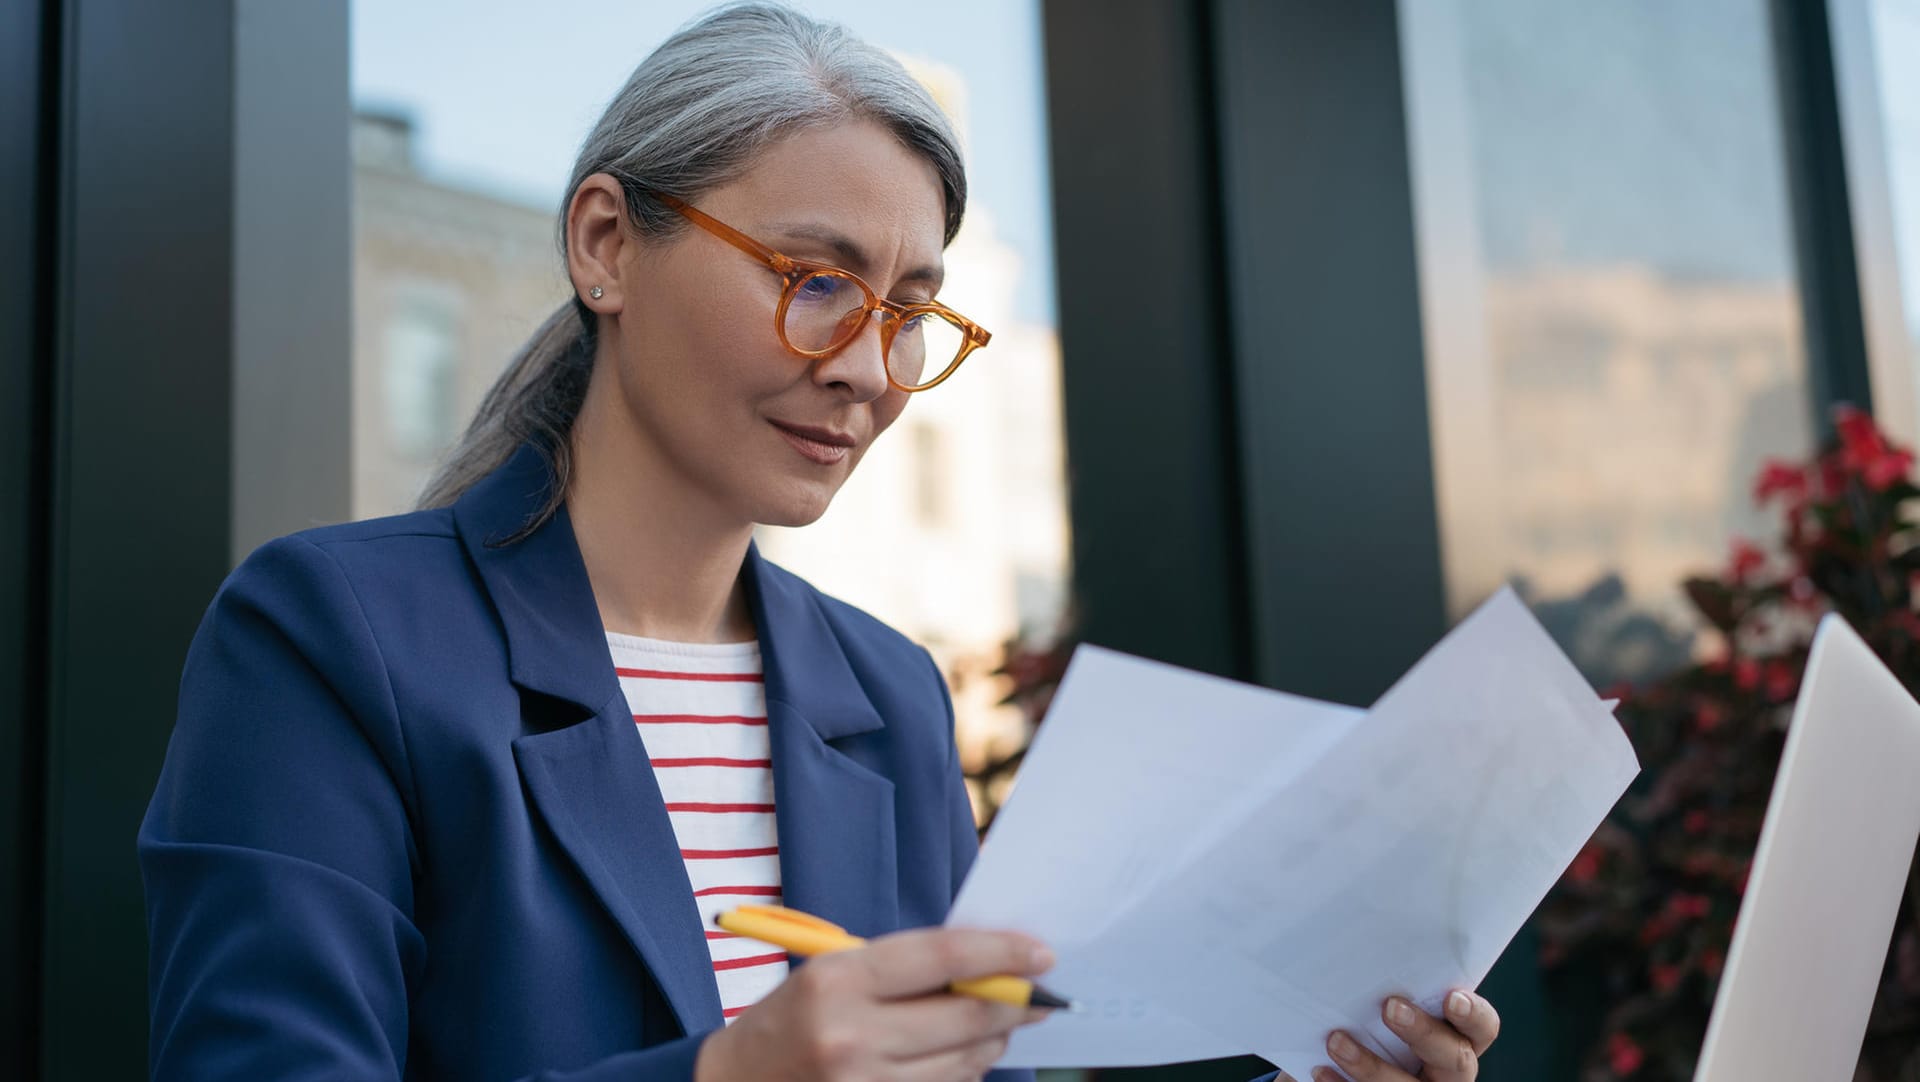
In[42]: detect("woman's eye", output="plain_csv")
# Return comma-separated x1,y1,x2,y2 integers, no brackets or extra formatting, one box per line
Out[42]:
795,274,843,302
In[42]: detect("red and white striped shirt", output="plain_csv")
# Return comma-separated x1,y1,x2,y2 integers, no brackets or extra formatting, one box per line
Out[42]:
607,632,787,1024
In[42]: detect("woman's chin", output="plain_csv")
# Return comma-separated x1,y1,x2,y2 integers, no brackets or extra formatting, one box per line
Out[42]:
750,484,839,529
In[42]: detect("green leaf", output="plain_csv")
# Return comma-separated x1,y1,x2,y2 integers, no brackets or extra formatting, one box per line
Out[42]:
1684,577,1740,634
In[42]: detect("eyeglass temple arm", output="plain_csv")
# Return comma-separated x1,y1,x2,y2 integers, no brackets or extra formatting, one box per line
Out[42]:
652,192,795,274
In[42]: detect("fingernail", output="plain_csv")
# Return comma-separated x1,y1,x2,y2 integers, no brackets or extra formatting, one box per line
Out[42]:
1311,1069,1340,1082
1029,944,1055,970
1329,1031,1359,1063
1448,990,1473,1018
1387,998,1416,1025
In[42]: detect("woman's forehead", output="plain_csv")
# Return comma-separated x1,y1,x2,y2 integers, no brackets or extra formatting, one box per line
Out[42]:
718,121,947,256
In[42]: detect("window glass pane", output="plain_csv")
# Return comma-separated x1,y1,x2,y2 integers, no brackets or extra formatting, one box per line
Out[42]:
349,2,1068,813
1869,0,1920,389
1409,0,1814,686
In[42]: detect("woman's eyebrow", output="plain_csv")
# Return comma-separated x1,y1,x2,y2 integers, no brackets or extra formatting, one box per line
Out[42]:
765,222,943,288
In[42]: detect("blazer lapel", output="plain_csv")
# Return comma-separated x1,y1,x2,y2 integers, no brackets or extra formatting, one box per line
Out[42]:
512,704,725,1032
455,445,723,1034
744,548,901,939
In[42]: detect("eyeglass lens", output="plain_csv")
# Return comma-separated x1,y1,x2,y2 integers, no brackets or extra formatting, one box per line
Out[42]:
783,270,969,390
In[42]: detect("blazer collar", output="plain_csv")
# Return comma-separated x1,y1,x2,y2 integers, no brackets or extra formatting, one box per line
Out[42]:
452,441,886,737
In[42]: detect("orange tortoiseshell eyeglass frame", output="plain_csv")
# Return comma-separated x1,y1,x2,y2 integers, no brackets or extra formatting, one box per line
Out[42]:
653,191,991,393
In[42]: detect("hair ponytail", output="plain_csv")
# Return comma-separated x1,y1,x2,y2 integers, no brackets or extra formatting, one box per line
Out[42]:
414,298,595,541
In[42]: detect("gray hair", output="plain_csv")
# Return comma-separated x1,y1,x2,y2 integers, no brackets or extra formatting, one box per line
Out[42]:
415,2,967,538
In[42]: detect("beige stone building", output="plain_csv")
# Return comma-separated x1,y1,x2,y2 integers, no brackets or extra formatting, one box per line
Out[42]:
351,110,574,519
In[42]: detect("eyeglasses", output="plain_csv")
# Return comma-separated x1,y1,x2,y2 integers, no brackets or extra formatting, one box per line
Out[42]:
654,192,990,393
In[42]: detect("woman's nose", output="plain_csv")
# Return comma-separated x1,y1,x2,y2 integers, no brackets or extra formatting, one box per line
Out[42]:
810,309,892,401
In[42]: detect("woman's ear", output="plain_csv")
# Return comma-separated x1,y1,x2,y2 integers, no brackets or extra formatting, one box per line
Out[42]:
566,173,630,315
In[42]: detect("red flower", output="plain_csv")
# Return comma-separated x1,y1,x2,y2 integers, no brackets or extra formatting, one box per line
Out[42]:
1683,809,1711,835
1864,447,1915,491
1650,963,1682,992
1733,657,1762,692
1668,893,1711,920
1608,1032,1645,1075
1817,453,1849,499
1702,948,1725,976
1833,405,1914,491
1763,659,1799,701
1694,701,1725,733
1639,912,1677,947
1836,404,1880,454
1727,539,1768,582
1568,844,1603,883
1752,459,1807,506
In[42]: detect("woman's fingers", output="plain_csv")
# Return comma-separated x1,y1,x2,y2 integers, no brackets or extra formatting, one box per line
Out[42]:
857,926,1054,1000
1441,989,1500,1054
1310,1029,1421,1081
873,992,1036,1058
886,1031,1013,1082
1378,995,1477,1081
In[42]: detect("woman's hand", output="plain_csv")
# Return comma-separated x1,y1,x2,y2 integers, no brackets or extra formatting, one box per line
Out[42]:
694,927,1055,1082
1301,989,1501,1082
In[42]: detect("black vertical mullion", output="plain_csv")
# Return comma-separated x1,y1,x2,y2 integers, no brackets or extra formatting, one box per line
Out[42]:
1042,0,1251,683
42,2,236,1078
1208,0,1449,708
2,0,57,1075
1771,0,1874,433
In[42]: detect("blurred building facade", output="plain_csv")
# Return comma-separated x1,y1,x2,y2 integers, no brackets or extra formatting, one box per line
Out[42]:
351,110,572,518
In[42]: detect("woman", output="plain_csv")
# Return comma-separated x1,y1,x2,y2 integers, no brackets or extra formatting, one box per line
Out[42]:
139,5,1499,1080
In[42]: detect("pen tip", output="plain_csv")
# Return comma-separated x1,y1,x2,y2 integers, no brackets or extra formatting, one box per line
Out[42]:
1028,988,1074,1011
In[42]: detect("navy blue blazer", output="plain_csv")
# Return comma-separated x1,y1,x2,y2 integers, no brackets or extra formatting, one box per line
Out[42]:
140,443,1035,1081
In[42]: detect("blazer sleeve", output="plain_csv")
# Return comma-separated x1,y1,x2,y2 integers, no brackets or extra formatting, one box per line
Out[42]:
138,535,710,1082
922,646,1038,1082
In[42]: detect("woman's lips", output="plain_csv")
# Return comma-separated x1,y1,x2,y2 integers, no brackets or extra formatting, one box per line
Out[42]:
770,420,853,466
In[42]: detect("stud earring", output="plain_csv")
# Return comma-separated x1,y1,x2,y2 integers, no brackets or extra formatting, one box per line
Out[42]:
588,285,604,300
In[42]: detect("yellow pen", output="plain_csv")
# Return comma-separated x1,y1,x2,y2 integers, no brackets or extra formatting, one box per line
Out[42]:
715,904,1074,1010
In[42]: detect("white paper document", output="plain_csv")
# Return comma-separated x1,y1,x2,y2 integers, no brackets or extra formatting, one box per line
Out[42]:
948,588,1640,1080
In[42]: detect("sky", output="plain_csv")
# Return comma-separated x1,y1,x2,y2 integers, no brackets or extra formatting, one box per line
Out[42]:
349,0,1059,324
1873,0,1920,341
1460,0,1795,282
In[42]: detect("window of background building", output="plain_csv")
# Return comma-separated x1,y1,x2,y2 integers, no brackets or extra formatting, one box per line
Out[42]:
381,285,462,459
1404,0,1814,687
348,0,1069,815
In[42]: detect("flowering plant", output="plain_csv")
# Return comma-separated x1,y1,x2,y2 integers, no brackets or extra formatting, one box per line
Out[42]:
1539,405,1920,1080
967,631,1074,831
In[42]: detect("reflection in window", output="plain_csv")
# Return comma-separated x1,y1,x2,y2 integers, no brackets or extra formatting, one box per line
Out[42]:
1406,0,1813,686
1869,0,1920,397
